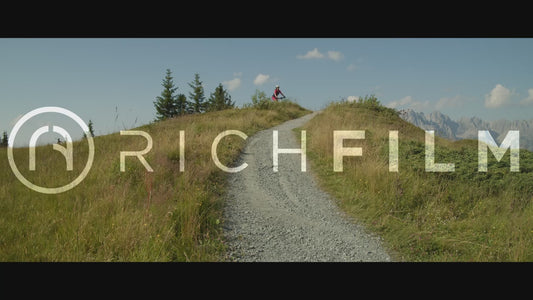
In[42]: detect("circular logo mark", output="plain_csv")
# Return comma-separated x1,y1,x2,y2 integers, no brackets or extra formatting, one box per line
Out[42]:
7,107,95,194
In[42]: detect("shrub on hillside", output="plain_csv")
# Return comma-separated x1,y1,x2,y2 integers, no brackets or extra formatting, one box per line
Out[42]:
340,94,399,117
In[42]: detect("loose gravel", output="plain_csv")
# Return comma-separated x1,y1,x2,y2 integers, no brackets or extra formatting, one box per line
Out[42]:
222,111,391,262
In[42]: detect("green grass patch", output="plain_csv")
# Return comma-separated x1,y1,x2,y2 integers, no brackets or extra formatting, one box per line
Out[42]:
301,97,533,261
0,101,310,261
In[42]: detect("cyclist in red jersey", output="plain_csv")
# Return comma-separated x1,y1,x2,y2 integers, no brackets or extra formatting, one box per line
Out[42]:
271,85,285,102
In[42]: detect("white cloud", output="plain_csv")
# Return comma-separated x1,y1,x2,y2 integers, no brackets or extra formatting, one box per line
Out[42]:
222,78,241,91
327,50,344,62
253,73,270,86
386,96,431,111
346,63,357,72
233,72,242,77
297,48,324,59
346,96,359,102
297,48,344,61
485,84,512,108
520,88,533,105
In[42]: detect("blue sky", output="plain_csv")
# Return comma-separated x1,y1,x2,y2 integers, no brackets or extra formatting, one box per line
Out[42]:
2,38,533,139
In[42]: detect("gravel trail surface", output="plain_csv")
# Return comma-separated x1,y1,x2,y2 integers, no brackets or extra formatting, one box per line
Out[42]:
223,111,391,262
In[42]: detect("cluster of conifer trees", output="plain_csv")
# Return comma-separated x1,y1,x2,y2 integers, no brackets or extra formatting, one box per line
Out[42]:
153,69,235,121
0,70,234,146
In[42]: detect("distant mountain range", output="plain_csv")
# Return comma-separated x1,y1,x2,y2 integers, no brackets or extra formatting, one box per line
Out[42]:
398,109,533,152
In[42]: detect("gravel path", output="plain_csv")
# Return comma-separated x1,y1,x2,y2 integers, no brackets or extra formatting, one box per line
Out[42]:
222,111,391,262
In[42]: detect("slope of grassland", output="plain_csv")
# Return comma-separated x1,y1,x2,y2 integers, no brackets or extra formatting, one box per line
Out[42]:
301,98,533,261
0,101,310,261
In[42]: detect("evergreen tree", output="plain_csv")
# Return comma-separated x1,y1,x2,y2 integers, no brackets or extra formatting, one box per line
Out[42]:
176,93,188,116
207,83,235,112
88,120,95,137
153,69,179,120
1,131,8,147
188,73,206,114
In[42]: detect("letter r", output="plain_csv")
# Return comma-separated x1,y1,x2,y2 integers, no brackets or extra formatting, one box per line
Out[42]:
120,130,154,172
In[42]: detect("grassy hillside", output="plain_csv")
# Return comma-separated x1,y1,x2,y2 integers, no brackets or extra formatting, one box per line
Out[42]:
0,101,310,261
301,97,533,261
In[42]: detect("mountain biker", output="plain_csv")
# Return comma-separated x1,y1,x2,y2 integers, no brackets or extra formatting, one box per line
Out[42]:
271,85,285,102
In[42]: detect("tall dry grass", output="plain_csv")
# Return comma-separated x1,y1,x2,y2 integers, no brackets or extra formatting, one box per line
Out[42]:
0,102,310,261
301,98,533,261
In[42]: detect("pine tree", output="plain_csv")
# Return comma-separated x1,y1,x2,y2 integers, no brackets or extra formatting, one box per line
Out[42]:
188,73,206,114
176,93,188,116
153,69,179,120
88,120,95,137
1,131,8,147
207,83,235,112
